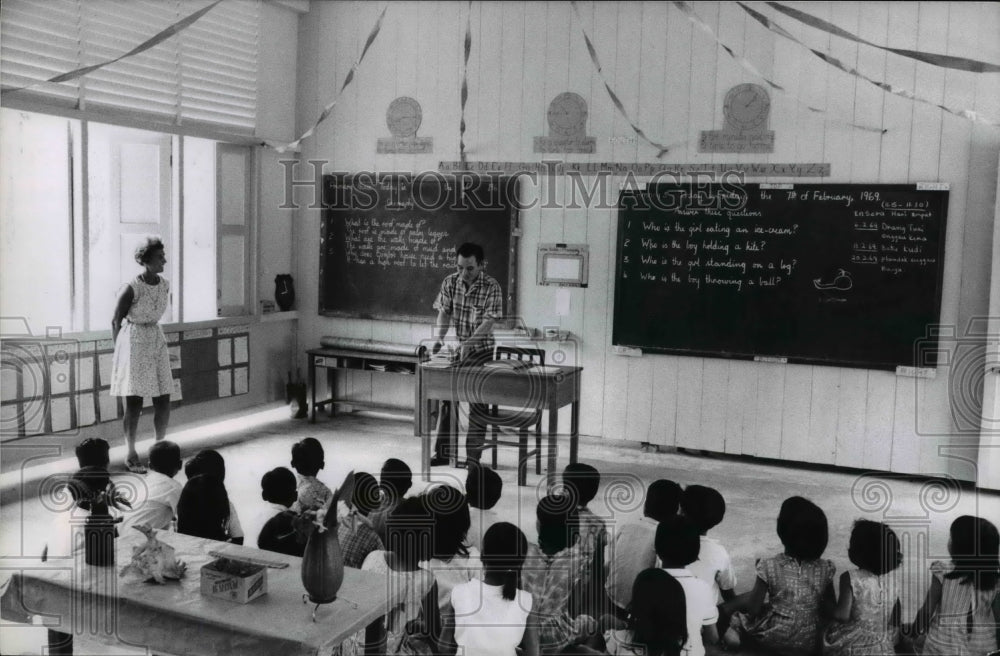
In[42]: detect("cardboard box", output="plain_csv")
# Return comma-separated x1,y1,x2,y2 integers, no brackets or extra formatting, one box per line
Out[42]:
200,558,267,603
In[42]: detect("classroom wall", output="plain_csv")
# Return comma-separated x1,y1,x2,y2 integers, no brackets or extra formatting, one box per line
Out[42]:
291,1,1000,482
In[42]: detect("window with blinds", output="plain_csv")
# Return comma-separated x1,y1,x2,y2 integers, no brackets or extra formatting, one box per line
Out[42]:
0,0,258,134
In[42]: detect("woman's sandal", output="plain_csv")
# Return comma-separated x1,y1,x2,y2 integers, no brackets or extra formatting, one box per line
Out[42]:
125,458,147,474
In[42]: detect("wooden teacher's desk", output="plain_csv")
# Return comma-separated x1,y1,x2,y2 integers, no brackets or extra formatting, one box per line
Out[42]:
416,362,582,484
0,531,393,656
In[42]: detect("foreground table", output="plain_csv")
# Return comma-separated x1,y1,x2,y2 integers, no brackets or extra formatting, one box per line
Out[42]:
416,362,582,487
1,530,392,656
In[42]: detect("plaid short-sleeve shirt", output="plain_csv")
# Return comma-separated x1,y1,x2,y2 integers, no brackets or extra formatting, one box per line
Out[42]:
433,271,503,343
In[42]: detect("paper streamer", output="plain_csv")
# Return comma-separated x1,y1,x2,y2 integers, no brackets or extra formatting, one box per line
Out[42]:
673,2,885,134
459,1,473,165
766,2,1000,74
264,5,389,153
738,3,1000,128
569,1,670,158
4,1,223,93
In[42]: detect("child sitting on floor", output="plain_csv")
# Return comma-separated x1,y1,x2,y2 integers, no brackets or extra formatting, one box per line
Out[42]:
177,474,233,543
656,515,719,656
421,484,482,650
680,484,736,604
466,462,503,552
369,458,413,543
290,437,332,512
563,463,608,620
183,449,244,545
257,466,303,556
43,438,115,561
905,515,999,656
523,494,602,653
337,471,384,568
605,479,682,620
722,496,836,656
121,440,182,534
823,519,902,656
452,522,538,656
341,497,441,656
603,567,688,656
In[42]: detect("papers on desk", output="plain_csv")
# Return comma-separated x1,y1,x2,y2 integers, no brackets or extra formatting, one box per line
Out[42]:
524,365,566,374
482,359,532,371
423,352,459,368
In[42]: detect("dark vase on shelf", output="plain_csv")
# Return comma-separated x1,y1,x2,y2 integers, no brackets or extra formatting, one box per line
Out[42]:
84,504,116,567
275,274,295,311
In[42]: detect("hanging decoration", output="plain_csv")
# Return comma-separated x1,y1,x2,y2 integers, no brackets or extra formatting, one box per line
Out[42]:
4,1,223,94
459,1,473,165
736,3,1000,128
765,2,1000,74
265,5,389,153
569,1,672,158
673,2,886,134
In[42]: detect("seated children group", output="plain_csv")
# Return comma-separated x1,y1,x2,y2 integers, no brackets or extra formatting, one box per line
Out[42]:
67,437,1000,656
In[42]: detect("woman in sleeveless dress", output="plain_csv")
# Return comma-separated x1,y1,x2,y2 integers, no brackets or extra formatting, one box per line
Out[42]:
110,237,173,473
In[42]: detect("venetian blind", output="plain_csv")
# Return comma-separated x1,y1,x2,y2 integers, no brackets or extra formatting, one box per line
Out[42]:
0,0,258,134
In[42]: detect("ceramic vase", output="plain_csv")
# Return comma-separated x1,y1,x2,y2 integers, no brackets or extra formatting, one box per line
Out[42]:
84,507,116,567
300,526,344,603
275,274,295,311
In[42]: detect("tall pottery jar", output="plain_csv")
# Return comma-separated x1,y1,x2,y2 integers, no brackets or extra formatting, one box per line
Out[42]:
299,471,354,607
84,504,116,567
301,525,345,603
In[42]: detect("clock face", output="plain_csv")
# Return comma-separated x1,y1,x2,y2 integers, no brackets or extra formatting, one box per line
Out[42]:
723,83,770,133
547,92,588,138
386,96,422,138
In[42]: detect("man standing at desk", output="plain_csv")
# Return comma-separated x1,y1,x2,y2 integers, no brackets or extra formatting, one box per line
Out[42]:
430,242,503,466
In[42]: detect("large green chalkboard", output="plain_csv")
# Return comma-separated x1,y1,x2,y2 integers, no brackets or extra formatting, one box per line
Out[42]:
320,173,519,322
613,183,949,369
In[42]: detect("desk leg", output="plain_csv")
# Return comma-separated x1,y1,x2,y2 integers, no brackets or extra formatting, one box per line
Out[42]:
448,395,459,469
547,409,559,492
327,368,336,417
48,629,72,655
309,357,316,423
570,400,579,465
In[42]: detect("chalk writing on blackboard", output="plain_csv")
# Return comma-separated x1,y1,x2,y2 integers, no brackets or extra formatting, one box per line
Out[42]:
320,174,519,322
613,183,949,369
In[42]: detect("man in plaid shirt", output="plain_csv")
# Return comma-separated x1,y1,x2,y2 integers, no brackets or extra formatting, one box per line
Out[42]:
430,242,503,466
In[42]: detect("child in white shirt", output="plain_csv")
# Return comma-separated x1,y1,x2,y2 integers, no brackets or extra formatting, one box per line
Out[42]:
680,485,736,604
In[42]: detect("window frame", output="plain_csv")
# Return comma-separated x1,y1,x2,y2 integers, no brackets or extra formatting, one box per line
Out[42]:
0,106,258,335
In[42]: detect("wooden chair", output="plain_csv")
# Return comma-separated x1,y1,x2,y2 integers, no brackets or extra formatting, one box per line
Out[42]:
477,345,545,486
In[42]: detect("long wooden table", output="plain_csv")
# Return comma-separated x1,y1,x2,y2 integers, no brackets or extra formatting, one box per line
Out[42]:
416,363,582,487
0,530,393,656
308,341,426,428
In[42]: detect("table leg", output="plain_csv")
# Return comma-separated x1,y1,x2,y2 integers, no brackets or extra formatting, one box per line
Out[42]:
570,400,579,464
47,629,72,655
327,368,336,417
547,408,559,492
309,357,316,423
448,395,459,468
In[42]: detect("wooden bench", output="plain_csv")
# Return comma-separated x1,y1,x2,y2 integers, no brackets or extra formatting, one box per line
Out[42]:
308,338,427,429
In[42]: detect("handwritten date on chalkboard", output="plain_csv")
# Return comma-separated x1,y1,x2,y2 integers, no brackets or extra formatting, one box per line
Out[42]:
320,174,519,322
613,184,948,369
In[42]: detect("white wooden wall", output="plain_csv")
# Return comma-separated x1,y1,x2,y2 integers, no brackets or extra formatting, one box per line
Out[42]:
289,1,1000,481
